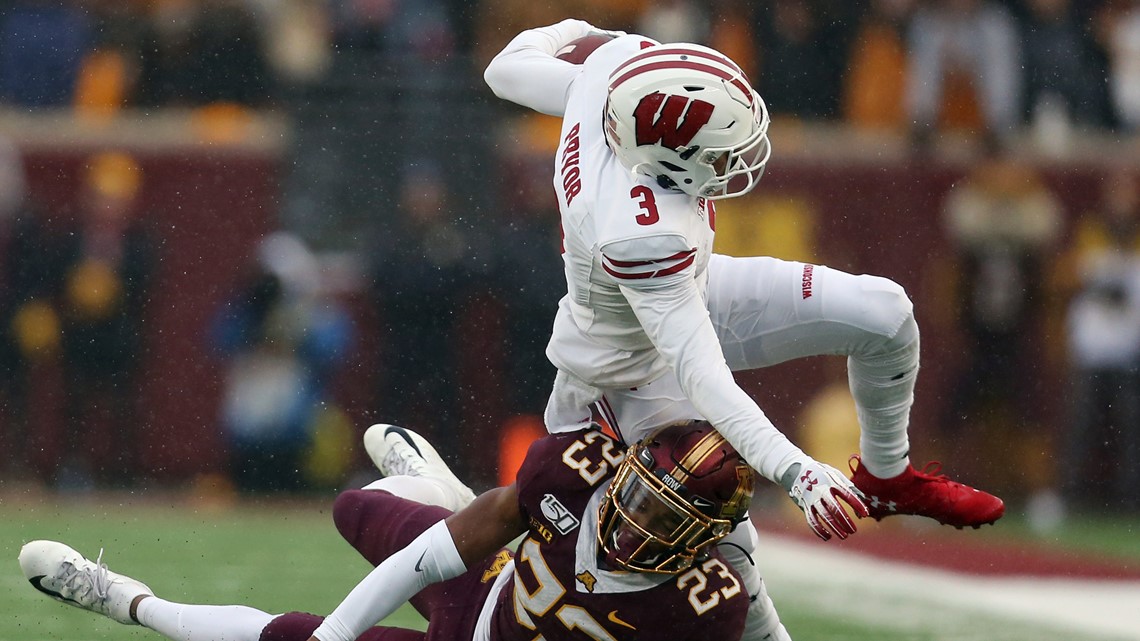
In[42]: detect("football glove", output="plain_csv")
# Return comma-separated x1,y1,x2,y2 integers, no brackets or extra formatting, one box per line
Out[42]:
783,459,869,541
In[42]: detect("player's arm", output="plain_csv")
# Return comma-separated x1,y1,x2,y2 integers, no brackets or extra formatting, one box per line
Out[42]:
605,250,802,482
602,237,866,540
483,19,596,116
446,484,527,565
308,486,526,641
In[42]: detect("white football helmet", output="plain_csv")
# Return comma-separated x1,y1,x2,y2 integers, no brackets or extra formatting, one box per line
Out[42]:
604,43,771,200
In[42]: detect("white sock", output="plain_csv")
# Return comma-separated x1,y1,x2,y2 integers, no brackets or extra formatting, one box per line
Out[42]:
361,476,454,509
135,596,276,641
848,313,919,479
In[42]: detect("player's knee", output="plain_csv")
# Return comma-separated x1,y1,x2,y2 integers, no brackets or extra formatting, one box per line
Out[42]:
856,274,914,341
260,612,322,641
332,489,372,545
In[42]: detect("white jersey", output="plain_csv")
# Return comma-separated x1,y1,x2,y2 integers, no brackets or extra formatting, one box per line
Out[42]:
551,35,716,386
485,22,806,481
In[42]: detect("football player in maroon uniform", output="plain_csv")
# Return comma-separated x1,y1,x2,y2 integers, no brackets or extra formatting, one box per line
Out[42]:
22,421,758,641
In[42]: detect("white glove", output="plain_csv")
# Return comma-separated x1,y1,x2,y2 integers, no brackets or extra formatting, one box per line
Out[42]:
546,19,600,47
587,27,628,39
546,19,627,44
783,460,868,541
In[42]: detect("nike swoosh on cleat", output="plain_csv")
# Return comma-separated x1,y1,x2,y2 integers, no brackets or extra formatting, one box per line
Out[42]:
29,575,82,606
384,426,424,457
607,610,636,630
414,551,427,573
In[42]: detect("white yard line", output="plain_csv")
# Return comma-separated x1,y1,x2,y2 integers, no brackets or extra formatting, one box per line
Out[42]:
755,534,1140,641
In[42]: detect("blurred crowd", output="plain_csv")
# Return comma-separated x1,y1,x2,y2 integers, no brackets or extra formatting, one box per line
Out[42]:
0,0,1139,524
3,0,1140,140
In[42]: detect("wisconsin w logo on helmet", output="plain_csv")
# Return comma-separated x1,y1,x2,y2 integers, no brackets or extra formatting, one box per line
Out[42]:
634,93,714,149
604,42,772,200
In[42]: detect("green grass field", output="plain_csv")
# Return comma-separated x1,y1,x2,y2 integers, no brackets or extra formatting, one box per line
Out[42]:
2,492,1137,641
2,494,427,641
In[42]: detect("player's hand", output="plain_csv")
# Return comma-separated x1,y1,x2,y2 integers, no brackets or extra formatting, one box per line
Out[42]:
547,19,625,44
589,27,628,39
548,18,599,45
785,460,869,541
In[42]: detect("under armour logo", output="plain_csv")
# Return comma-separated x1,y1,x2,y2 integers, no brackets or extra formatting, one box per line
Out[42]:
799,471,818,491
868,495,898,512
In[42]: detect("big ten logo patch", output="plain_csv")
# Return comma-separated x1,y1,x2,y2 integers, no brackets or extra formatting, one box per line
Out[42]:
528,517,554,543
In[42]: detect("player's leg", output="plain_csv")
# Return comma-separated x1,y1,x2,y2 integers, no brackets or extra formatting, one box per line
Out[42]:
261,612,424,641
333,489,452,568
706,254,914,470
19,540,283,641
545,368,701,450
706,254,1003,527
594,372,699,445
333,488,514,630
348,423,480,569
362,423,476,511
544,368,604,434
339,426,513,622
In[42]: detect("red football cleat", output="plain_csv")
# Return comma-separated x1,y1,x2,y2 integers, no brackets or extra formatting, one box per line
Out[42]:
848,456,1005,529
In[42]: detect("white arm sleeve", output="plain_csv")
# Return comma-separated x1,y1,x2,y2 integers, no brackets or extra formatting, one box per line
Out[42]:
483,19,595,116
311,520,466,641
619,276,808,484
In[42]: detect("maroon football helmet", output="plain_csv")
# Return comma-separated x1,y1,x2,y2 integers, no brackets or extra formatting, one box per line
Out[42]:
598,421,754,574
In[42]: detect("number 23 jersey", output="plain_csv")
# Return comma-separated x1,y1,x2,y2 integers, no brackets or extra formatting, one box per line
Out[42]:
487,429,747,641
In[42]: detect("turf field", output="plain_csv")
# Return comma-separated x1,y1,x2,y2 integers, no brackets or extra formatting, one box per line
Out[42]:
2,491,1138,641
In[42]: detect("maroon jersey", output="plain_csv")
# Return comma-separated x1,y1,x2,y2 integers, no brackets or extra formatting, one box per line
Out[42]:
487,429,747,641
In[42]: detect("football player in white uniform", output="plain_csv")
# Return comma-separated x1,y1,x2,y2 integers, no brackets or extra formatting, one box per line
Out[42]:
483,19,1005,641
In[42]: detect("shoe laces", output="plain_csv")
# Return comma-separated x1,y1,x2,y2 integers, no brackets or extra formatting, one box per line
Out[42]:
850,455,952,486
913,461,950,483
59,548,111,604
383,442,426,477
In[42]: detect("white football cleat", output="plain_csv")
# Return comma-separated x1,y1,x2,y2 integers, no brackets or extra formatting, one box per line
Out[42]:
19,540,152,625
363,424,476,510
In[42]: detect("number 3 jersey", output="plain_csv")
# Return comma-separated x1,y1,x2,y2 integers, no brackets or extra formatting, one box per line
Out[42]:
486,429,747,641
486,22,805,492
548,34,718,390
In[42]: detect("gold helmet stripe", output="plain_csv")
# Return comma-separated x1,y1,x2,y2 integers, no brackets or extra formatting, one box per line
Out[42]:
670,430,728,484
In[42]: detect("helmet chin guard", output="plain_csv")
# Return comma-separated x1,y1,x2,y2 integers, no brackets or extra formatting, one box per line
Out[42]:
598,421,754,574
604,43,771,200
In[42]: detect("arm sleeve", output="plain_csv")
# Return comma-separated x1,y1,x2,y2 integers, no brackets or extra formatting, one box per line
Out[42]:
310,520,465,641
612,259,808,484
483,19,595,116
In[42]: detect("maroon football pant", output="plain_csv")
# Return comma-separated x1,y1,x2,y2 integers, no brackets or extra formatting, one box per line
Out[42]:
259,489,509,641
